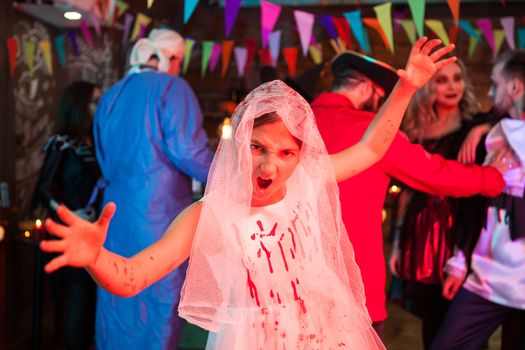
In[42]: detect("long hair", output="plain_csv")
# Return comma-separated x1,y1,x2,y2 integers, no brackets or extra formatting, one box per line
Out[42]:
54,81,99,143
402,59,480,142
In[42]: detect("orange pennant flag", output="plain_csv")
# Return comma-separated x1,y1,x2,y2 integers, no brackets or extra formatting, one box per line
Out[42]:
363,18,392,53
447,0,460,26
221,40,234,78
282,47,298,77
449,25,459,44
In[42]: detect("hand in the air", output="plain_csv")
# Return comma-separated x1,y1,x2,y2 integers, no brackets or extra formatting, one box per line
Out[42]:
397,37,457,90
40,202,116,273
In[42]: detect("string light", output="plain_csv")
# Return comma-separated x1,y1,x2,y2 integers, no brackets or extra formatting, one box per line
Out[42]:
388,185,401,194
24,231,31,238
220,117,233,140
64,11,82,20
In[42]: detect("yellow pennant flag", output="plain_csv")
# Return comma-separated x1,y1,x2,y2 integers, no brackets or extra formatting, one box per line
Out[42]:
397,19,417,45
24,41,36,75
308,44,322,65
373,2,394,53
425,20,449,46
493,29,506,57
131,13,152,40
221,40,234,78
183,39,195,75
39,40,53,75
147,0,154,8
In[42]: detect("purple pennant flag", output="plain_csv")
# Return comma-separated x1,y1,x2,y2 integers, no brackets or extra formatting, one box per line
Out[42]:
225,0,242,38
320,15,338,41
122,13,134,45
90,12,102,37
476,19,495,53
67,30,80,56
79,20,94,48
209,43,222,73
393,10,405,32
138,24,147,40
268,30,281,67
234,47,248,77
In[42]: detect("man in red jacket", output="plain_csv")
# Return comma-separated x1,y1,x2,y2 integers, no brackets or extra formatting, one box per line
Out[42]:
312,51,505,337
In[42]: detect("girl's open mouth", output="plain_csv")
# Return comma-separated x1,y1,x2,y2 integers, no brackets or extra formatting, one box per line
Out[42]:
257,177,272,189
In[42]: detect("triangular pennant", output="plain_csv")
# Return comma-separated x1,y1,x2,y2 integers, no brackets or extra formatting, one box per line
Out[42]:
39,40,53,75
68,30,80,56
245,38,256,74
209,43,222,72
183,38,195,75
329,38,342,54
131,13,151,41
24,41,36,75
393,10,405,32
449,25,459,44
425,20,449,45
201,41,213,78
407,0,425,38
234,47,248,77
282,47,297,77
344,10,370,53
184,0,199,24
7,37,17,77
397,19,417,45
147,0,154,8
500,17,516,50
476,19,495,53
363,18,392,53
319,15,338,41
294,10,314,56
122,13,134,45
268,31,281,67
113,0,129,24
337,37,347,51
447,0,460,26
519,28,525,49
54,34,67,67
468,30,481,58
261,0,282,48
221,40,234,78
90,12,102,37
79,20,94,48
258,48,272,65
332,17,353,50
493,29,506,57
373,2,394,53
105,0,116,23
308,44,322,65
225,0,242,38
459,20,482,41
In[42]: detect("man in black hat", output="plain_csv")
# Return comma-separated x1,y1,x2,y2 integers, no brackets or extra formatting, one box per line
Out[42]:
311,50,505,337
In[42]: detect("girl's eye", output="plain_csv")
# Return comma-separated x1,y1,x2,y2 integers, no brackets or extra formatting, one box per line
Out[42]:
434,77,447,84
250,144,262,152
281,150,296,158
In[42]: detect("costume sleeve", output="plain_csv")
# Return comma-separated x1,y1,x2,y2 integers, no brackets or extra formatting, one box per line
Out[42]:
159,78,213,183
380,132,504,197
443,248,468,280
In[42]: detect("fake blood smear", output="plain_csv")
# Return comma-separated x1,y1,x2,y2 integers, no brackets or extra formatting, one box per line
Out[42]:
260,241,273,273
277,241,289,271
291,280,307,313
247,270,260,306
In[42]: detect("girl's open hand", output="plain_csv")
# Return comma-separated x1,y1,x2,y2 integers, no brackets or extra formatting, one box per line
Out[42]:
397,37,457,90
40,202,116,273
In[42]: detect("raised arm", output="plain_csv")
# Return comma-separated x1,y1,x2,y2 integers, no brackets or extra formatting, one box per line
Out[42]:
331,37,456,182
41,201,201,297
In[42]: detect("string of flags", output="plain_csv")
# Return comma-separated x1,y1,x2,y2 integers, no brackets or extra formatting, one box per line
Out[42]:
6,0,525,80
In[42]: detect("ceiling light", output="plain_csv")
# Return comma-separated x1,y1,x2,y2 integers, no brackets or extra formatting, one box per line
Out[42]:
64,11,81,20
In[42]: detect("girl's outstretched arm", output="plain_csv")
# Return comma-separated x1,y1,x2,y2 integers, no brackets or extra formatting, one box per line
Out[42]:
331,37,457,182
41,201,201,297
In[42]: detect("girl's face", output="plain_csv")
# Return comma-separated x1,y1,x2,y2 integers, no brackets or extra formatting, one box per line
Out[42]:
432,63,465,109
250,119,301,207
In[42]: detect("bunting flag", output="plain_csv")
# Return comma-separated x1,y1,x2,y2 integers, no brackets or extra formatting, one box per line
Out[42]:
447,0,460,26
393,10,405,32
449,25,459,44
468,29,481,58
476,19,495,53
397,19,417,44
407,0,425,38
7,37,17,77
373,2,394,53
344,10,370,53
425,20,449,45
90,12,102,37
294,10,314,56
147,0,154,8
519,28,525,49
459,20,483,41
39,40,53,75
221,40,234,78
54,34,67,67
234,47,248,77
112,0,129,24
131,13,152,40
184,0,199,24
363,18,392,53
225,0,242,37
105,0,117,23
245,38,256,74
183,38,195,75
261,0,282,48
493,29,506,56
308,43,323,64
258,48,272,66
332,17,353,50
282,47,298,77
329,38,342,54
500,17,516,50
68,30,80,56
201,41,213,77
209,43,222,72
79,20,94,48
122,13,134,45
268,30,281,67
320,15,338,41
24,41,36,75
